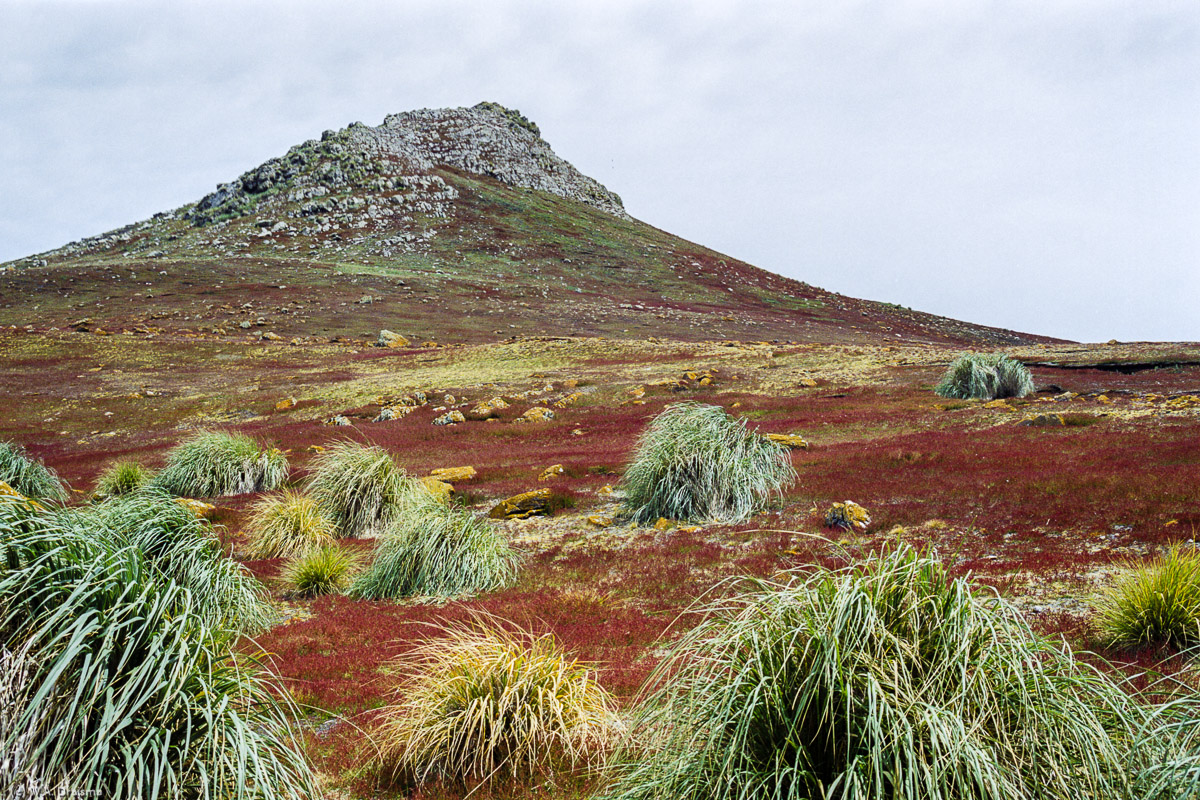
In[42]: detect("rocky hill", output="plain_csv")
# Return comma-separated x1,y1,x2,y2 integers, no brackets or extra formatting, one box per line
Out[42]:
0,102,1054,348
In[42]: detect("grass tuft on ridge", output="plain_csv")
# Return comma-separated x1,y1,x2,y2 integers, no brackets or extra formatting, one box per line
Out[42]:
152,430,288,498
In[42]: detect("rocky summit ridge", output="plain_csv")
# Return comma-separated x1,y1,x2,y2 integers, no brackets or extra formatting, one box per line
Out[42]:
1,102,1052,348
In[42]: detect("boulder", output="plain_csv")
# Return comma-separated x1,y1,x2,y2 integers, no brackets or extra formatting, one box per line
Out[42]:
824,500,870,533
488,488,553,520
377,329,409,348
765,433,809,450
326,415,352,426
586,515,613,528
0,480,44,511
275,397,297,411
175,497,216,519
433,410,466,426
515,407,555,423
430,466,476,482
1020,414,1066,428
418,477,454,503
261,331,283,341
538,464,564,481
554,392,583,408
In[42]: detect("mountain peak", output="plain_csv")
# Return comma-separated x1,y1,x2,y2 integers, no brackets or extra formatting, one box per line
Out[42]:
187,102,627,228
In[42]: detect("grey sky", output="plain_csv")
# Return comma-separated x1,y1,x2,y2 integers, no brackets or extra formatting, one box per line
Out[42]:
2,0,1197,342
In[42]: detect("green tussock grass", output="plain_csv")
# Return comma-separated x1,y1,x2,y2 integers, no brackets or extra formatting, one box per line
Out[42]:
243,491,336,559
92,459,154,500
1098,546,1200,650
935,352,1034,400
378,622,617,787
620,402,796,524
350,491,518,600
279,544,363,598
0,494,316,799
0,440,67,502
152,430,289,498
307,441,410,538
604,545,1198,800
67,489,274,633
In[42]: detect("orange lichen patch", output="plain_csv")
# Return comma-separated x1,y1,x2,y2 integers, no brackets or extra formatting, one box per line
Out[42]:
175,497,216,518
764,433,809,450
0,481,45,512
488,488,553,520
538,464,564,481
429,466,477,482
824,500,870,532
418,477,454,503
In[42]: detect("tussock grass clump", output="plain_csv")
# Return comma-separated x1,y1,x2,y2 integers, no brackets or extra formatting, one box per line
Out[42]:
0,494,316,800
378,623,617,787
92,459,153,499
1098,546,1200,650
605,546,1168,800
244,490,336,559
935,351,1034,400
350,491,518,600
80,489,273,632
0,440,67,502
280,544,363,598
308,441,411,537
620,402,796,524
153,430,289,497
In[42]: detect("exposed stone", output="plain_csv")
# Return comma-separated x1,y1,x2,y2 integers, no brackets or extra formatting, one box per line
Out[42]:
261,331,282,341
0,480,44,511
554,392,583,408
275,397,297,411
488,488,553,520
765,433,809,450
824,501,870,533
515,406,554,423
430,466,476,482
432,410,465,426
983,399,1012,410
1020,414,1066,428
418,477,454,503
538,464,564,481
377,329,409,348
326,415,352,426
586,515,613,528
373,406,414,422
175,497,216,518
798,377,818,388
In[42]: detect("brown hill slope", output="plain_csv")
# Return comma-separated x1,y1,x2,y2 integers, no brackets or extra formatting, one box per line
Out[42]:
1,102,1053,348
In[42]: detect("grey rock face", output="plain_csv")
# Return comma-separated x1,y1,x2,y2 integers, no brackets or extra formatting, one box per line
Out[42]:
186,102,628,227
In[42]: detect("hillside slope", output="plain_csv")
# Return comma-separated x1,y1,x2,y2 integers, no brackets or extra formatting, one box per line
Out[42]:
1,102,1053,347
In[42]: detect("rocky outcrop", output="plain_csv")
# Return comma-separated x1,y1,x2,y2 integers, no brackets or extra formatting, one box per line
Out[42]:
184,102,628,229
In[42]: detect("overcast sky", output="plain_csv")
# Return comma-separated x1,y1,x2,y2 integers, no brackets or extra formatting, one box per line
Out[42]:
2,1,1197,342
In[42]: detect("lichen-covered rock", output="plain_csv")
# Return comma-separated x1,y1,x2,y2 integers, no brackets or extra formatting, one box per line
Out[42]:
554,392,583,408
377,329,409,348
418,477,454,503
764,433,809,450
373,406,415,422
429,466,476,482
515,407,554,423
1020,414,1066,427
175,497,216,518
432,410,466,426
326,415,352,426
488,488,553,520
824,501,870,532
538,464,564,481
0,480,45,512
275,397,297,411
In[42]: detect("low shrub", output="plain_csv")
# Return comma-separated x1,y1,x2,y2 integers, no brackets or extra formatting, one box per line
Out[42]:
604,545,1172,800
935,352,1034,400
153,430,289,497
1098,546,1200,650
0,494,315,799
92,459,153,499
0,440,67,502
350,491,518,600
377,623,617,787
308,441,410,537
620,402,796,524
279,544,363,598
243,491,336,559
